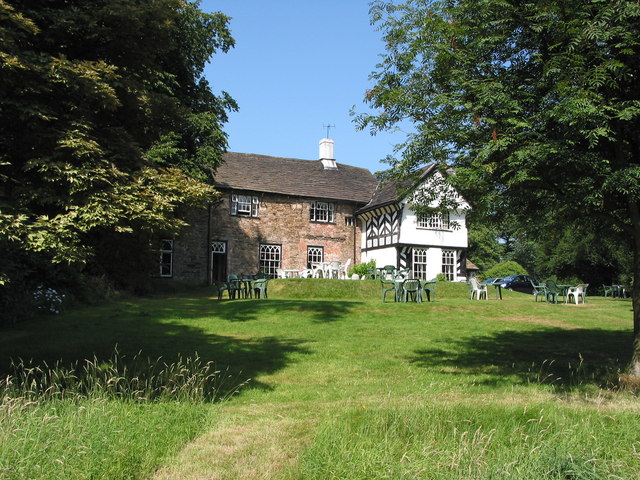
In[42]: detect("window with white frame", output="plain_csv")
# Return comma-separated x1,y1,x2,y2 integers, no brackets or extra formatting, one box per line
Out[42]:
159,239,173,277
345,216,355,227
211,241,226,254
417,211,450,230
412,248,428,279
442,249,455,281
259,244,281,277
230,193,259,217
307,246,324,268
310,201,335,223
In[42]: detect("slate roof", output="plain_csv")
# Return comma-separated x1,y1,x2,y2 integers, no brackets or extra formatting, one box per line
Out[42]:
214,152,379,204
357,163,437,214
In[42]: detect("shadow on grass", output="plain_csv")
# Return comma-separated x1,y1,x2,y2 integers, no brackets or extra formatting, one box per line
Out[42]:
0,294,350,395
211,298,361,323
408,328,632,390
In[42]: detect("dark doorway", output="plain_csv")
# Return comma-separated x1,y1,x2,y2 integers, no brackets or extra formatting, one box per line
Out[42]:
210,241,227,283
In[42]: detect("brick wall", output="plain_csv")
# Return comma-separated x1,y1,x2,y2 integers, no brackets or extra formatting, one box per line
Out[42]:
171,192,364,284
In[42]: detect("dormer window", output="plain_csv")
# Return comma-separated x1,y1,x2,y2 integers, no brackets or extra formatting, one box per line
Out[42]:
310,201,334,223
231,193,259,217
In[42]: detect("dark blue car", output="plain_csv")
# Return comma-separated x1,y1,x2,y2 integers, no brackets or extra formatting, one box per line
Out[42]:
500,274,538,294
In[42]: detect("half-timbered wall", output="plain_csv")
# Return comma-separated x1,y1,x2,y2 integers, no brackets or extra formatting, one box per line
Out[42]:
361,206,401,250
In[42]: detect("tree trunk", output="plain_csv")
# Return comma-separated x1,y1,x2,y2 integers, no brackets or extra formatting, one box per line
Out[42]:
629,197,640,377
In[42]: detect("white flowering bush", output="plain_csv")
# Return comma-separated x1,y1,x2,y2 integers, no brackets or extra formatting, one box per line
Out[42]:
32,286,65,314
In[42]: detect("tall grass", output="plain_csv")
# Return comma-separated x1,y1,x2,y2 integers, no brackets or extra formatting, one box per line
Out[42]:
2,349,241,403
300,403,639,480
0,350,242,480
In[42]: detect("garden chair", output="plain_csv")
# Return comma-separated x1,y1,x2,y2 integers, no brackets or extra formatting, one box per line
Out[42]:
339,259,351,279
252,278,269,299
468,277,487,300
421,279,436,302
531,280,547,302
382,265,396,280
566,284,588,304
603,284,615,297
396,268,410,280
545,279,560,303
227,274,243,299
402,279,422,302
612,284,623,298
381,278,398,302
329,261,341,279
215,281,230,300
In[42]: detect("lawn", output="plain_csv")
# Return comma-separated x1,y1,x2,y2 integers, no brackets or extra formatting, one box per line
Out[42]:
1,280,638,479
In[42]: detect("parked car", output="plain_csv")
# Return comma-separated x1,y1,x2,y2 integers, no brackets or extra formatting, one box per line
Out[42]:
500,274,538,294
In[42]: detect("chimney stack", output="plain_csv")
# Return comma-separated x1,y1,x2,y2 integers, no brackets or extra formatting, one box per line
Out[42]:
319,138,337,170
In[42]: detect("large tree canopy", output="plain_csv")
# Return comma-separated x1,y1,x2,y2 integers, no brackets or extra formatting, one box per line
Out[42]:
357,0,640,374
0,0,235,274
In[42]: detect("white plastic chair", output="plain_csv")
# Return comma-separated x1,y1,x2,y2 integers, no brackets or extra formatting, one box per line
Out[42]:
275,268,286,279
328,261,341,279
469,277,488,300
566,284,588,304
310,263,323,278
340,259,352,279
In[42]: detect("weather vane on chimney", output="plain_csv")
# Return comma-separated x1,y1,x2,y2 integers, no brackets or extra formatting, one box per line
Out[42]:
323,123,336,138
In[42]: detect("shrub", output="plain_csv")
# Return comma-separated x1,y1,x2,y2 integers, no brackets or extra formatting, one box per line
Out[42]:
349,259,376,278
481,261,527,280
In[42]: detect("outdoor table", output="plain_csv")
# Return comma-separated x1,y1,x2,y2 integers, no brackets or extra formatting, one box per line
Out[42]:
481,279,503,299
612,284,624,297
557,285,571,300
240,277,254,298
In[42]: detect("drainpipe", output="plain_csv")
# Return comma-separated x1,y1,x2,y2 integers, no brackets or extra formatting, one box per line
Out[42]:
206,202,212,285
353,210,358,265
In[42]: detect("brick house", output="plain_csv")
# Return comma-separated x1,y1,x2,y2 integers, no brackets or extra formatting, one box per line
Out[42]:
162,139,470,284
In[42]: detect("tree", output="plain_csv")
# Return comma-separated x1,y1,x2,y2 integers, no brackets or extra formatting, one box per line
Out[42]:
357,0,640,375
0,1,235,294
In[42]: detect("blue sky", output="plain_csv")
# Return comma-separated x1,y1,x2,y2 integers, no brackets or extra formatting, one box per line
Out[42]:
200,0,407,174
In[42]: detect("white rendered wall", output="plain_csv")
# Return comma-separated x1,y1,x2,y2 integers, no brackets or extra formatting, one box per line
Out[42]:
361,247,397,268
399,204,468,248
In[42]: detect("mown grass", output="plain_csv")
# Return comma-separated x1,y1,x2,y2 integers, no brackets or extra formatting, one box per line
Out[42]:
1,280,638,479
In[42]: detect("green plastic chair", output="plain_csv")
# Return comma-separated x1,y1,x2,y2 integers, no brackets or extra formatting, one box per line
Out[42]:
227,274,243,299
382,265,396,280
215,281,230,300
545,280,560,303
381,279,397,302
531,281,547,302
421,279,436,302
402,279,422,302
252,278,269,299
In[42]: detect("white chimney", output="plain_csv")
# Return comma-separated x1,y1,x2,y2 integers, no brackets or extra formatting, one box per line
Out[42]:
319,138,337,169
